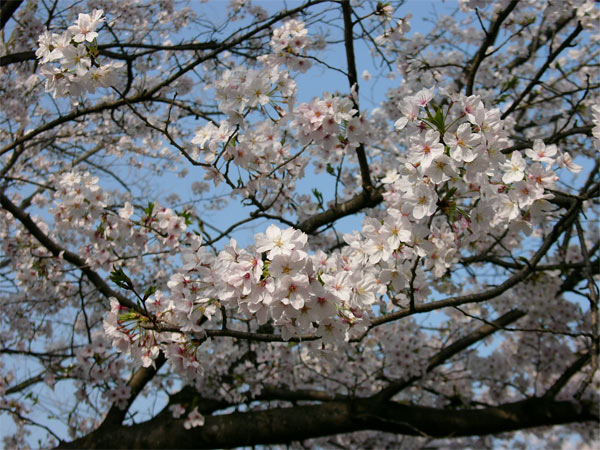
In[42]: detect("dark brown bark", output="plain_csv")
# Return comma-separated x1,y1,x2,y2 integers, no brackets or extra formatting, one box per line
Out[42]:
57,396,598,449
297,186,384,234
0,0,24,30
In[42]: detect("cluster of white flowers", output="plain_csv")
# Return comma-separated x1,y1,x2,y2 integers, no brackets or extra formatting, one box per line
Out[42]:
211,65,296,122
375,15,411,47
104,384,132,410
291,93,358,153
259,19,313,72
36,10,123,98
51,170,194,273
183,407,205,429
52,171,106,228
14,8,597,446
95,18,596,387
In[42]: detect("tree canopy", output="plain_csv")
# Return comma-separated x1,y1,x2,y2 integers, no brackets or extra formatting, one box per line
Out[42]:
0,0,599,448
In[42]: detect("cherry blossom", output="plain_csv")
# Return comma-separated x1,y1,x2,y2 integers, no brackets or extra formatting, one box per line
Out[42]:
183,407,205,429
1,1,598,448
68,10,105,43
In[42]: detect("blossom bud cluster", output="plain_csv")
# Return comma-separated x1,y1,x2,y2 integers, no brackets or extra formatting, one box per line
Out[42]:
36,10,123,98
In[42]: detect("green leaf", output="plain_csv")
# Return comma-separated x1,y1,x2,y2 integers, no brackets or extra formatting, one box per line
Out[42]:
118,311,139,322
143,286,156,301
455,207,471,221
178,210,193,226
312,188,324,209
442,187,457,201
500,76,519,93
144,201,155,216
425,103,446,133
110,266,134,290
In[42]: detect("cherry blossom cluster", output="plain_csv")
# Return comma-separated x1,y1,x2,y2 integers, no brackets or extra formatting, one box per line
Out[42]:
193,22,373,219
36,10,123,98
291,93,360,154
191,116,294,179
101,221,376,381
211,65,296,122
375,15,411,47
7,2,596,447
70,335,135,411
49,170,196,276
52,171,107,229
196,71,371,214
193,64,298,183
102,25,593,393
104,297,161,368
259,19,313,72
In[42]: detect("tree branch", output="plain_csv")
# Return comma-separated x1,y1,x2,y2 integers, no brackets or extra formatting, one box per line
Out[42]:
371,309,527,402
57,396,598,449
297,185,384,234
0,0,24,30
370,197,580,327
465,0,520,96
501,21,583,119
501,124,593,154
0,192,137,310
544,352,591,399
340,0,373,188
99,352,167,429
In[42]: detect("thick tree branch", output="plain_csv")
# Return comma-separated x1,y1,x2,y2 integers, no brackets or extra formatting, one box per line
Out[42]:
0,0,23,30
258,386,348,402
501,124,594,154
57,396,598,449
297,185,384,234
544,352,591,399
99,352,167,429
6,371,70,396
